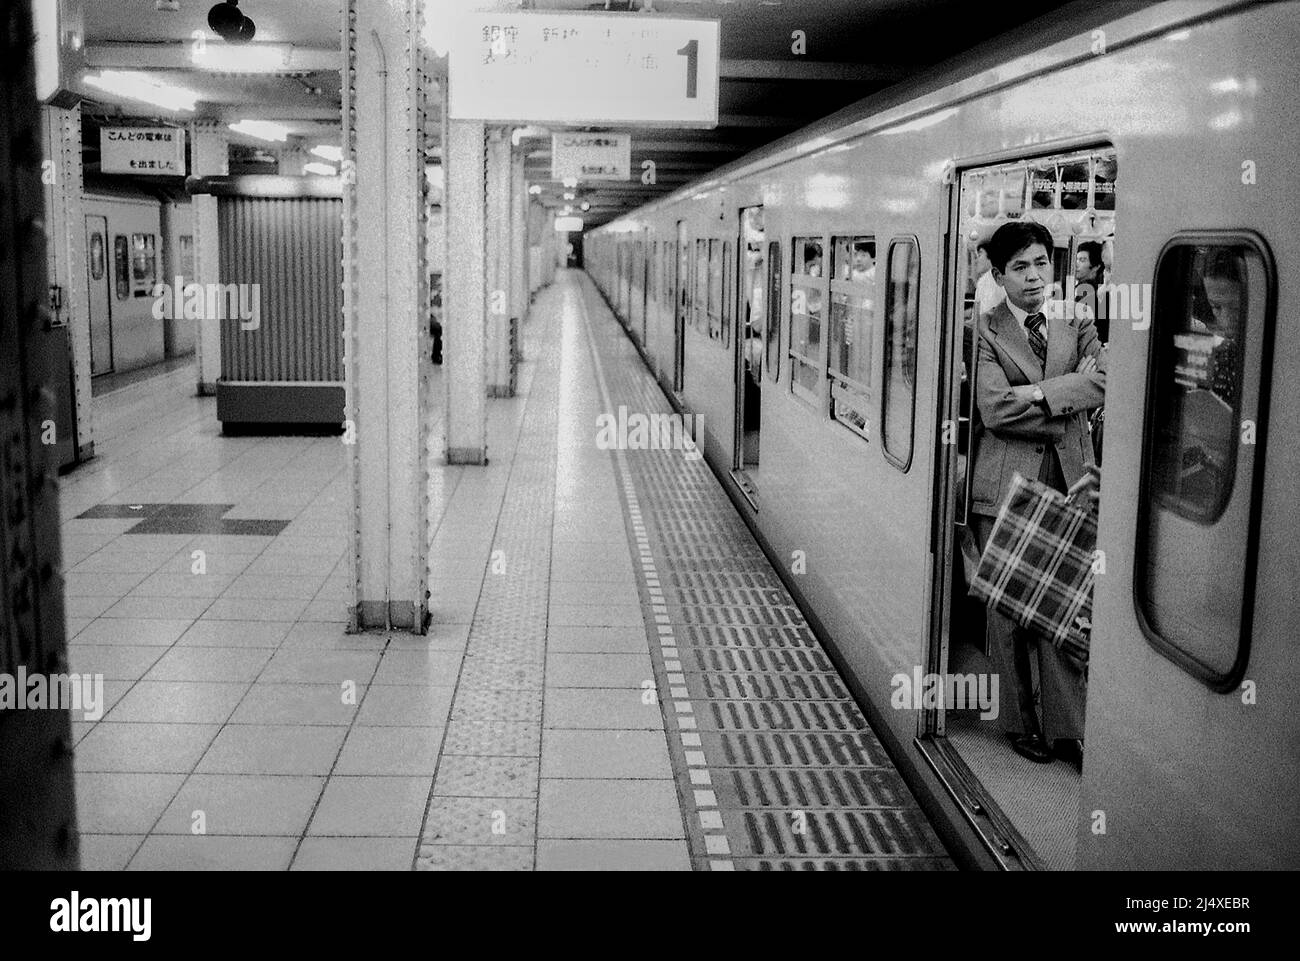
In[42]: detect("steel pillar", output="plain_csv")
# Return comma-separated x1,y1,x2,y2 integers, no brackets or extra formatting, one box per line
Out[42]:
444,116,487,464
484,126,513,397
342,0,431,632
39,103,91,461
189,120,227,396
510,146,527,362
0,0,80,870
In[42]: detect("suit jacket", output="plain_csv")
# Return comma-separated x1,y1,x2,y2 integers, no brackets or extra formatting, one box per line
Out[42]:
970,300,1106,516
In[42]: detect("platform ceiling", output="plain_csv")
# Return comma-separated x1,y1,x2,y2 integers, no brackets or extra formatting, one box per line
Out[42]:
79,0,1125,224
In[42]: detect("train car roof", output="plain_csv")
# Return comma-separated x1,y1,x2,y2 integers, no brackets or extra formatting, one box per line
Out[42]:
593,0,1246,232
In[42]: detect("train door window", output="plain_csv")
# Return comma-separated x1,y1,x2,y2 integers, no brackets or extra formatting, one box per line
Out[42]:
694,239,708,332
129,233,156,298
707,239,723,341
828,235,875,438
881,237,921,470
89,231,105,280
178,234,194,285
722,240,734,349
789,236,826,405
1136,237,1273,690
114,235,130,300
765,241,782,383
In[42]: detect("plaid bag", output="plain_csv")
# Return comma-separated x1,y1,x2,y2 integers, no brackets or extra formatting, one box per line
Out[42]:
969,472,1096,665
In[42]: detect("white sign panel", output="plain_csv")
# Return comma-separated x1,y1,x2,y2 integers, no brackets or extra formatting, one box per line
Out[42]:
448,12,719,127
101,127,187,176
554,216,584,233
552,133,631,182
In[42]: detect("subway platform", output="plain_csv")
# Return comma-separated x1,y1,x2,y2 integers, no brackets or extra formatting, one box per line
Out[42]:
59,270,951,872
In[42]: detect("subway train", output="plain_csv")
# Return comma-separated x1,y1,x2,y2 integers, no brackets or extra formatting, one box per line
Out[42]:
586,0,1298,870
78,188,195,377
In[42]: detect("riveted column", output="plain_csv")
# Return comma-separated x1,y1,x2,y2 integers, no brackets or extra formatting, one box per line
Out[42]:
444,113,488,463
189,120,228,396
342,0,431,632
0,0,79,870
484,126,513,397
39,103,91,462
510,144,527,363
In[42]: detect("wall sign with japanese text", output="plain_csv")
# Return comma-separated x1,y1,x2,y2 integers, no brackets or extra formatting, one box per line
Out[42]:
100,127,187,176
552,133,631,182
448,12,719,127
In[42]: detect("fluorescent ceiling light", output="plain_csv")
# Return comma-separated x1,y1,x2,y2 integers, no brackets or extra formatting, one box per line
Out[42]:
229,119,290,142
83,70,198,112
311,144,344,163
528,184,542,195
562,177,578,188
580,201,590,211
303,161,337,176
563,192,575,200
193,43,290,73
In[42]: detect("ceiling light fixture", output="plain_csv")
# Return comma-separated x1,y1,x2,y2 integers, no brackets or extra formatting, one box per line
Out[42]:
192,42,288,72
562,177,578,188
228,119,290,142
208,1,256,43
82,70,198,112
311,144,344,163
528,184,542,195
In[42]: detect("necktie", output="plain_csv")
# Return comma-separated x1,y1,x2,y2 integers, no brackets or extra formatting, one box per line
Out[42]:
1024,312,1047,366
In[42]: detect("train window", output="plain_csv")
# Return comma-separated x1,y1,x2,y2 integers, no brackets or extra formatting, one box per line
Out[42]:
722,240,733,348
828,236,875,439
89,231,105,281
1136,236,1274,690
765,241,782,383
694,239,708,332
129,233,156,298
789,236,826,405
113,235,130,300
178,234,194,283
882,237,921,470
707,240,722,341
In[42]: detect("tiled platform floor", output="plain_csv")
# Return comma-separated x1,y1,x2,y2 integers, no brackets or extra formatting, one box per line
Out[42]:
62,277,689,871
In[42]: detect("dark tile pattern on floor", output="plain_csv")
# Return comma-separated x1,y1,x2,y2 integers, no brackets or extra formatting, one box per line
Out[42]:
78,502,289,537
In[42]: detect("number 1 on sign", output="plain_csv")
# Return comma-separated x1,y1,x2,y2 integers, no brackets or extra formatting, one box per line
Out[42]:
677,39,698,99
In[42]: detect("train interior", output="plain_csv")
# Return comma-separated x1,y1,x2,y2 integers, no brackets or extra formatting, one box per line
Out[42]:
936,148,1116,871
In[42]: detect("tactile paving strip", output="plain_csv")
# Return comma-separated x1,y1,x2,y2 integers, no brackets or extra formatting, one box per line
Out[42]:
579,275,953,871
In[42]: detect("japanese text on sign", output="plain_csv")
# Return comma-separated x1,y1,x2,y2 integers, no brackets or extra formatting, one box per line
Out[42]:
100,127,187,176
448,12,719,126
552,133,631,182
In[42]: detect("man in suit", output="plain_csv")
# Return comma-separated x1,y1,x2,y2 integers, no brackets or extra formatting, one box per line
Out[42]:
971,220,1105,765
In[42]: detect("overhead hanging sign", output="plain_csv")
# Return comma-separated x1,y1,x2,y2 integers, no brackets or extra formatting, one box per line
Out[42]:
448,12,719,127
100,127,187,176
554,216,584,232
552,133,631,182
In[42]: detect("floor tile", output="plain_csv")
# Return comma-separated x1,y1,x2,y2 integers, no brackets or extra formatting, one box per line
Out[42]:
195,724,347,776
537,839,691,871
355,685,455,727
308,776,433,837
538,779,685,839
106,681,250,724
420,796,536,846
544,687,664,730
541,730,673,779
128,836,297,871
546,625,650,653
153,774,324,836
143,647,272,683
414,845,532,870
73,618,193,647
79,834,145,870
545,652,655,688
175,619,292,648
74,772,185,834
291,837,416,871
259,649,381,685
334,726,444,775
432,755,538,798
229,682,362,726
75,722,220,773
67,644,166,681
370,649,464,686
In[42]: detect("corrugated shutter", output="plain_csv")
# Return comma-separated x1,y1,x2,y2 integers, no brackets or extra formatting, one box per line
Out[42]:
217,196,343,382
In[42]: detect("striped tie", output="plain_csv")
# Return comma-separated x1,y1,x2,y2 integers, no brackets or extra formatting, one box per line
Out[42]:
1025,312,1047,366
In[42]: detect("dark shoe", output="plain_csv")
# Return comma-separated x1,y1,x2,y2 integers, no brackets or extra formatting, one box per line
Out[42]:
1054,738,1085,771
1010,732,1053,763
